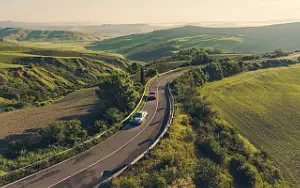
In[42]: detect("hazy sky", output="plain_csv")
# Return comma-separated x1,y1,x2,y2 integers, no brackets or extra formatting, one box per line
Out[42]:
1,0,300,23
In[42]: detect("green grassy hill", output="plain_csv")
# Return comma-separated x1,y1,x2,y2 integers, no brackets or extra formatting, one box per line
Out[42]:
87,22,300,61
0,28,100,42
0,41,130,112
201,65,300,184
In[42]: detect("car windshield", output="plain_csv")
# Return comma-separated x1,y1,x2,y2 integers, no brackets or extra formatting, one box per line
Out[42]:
134,112,143,118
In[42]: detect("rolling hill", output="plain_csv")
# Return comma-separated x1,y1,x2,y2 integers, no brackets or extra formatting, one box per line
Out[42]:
0,28,100,42
0,21,166,37
201,65,300,184
87,22,300,61
0,41,130,112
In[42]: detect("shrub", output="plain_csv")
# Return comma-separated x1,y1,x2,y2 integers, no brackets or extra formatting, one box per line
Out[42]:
104,108,124,124
92,120,107,134
191,52,211,65
198,138,226,164
112,176,139,188
146,68,158,77
229,157,258,187
96,72,140,113
4,107,15,112
150,172,167,188
194,158,221,188
40,120,87,146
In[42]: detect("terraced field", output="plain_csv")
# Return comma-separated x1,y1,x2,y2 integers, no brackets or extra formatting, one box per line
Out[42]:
201,65,300,184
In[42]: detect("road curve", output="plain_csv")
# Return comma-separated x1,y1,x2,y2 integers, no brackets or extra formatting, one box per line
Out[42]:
3,70,186,188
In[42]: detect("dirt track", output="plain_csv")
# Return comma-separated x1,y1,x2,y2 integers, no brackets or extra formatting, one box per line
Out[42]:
0,88,100,140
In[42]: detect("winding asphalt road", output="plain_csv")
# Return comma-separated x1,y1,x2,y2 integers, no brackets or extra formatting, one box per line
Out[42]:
3,70,186,188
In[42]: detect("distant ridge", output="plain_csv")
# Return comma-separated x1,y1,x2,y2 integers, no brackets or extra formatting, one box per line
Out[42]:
87,22,300,61
0,27,99,42
0,21,166,37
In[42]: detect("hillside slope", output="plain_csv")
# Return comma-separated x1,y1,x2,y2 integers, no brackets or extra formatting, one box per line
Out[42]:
201,65,300,184
0,22,165,36
88,22,300,61
0,41,130,112
0,28,100,42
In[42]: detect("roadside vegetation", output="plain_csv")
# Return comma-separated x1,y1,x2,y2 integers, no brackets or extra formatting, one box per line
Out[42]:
109,51,299,187
110,68,290,187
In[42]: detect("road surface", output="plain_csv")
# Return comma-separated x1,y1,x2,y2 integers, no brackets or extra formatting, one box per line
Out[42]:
3,70,186,188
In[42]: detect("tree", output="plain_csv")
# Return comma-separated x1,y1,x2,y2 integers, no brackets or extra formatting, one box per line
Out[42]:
146,68,158,78
204,62,224,81
112,177,139,188
191,52,210,65
104,108,124,124
229,157,258,187
40,123,65,145
150,173,167,188
64,120,88,145
194,158,221,188
274,49,286,57
131,63,139,73
141,66,145,84
92,120,107,133
96,71,140,113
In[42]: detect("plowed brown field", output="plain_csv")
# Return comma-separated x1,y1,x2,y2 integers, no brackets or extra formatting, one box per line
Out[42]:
0,88,100,140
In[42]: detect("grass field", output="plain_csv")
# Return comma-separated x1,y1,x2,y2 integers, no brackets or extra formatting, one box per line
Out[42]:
201,65,300,184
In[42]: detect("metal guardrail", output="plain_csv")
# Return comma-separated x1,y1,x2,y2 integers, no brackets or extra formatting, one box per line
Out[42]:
99,82,175,185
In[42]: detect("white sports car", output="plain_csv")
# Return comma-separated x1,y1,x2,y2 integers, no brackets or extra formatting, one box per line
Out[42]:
131,111,148,125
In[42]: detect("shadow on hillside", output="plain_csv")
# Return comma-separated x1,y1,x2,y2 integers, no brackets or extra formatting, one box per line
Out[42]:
0,101,103,156
57,100,104,130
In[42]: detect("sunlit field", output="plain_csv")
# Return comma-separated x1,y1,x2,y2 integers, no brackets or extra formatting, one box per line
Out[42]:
202,65,300,184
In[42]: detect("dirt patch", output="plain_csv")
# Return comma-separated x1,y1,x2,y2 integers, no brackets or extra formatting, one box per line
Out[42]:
0,88,101,140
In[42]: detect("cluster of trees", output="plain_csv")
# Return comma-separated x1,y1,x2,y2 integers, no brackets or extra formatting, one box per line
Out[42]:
203,58,299,81
261,59,298,68
241,55,260,61
126,62,140,74
96,71,141,125
156,48,220,63
190,52,213,65
204,61,243,81
7,120,88,157
263,49,289,58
